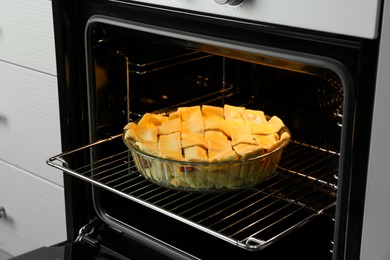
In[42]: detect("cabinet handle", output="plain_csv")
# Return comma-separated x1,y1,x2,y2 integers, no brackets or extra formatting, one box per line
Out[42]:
0,114,7,124
0,207,6,219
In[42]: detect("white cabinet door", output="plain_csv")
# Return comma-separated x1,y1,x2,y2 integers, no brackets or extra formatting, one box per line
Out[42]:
0,0,65,257
0,160,66,256
0,61,62,186
0,0,56,75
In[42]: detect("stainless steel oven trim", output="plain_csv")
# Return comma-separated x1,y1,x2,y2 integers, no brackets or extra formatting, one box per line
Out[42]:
108,0,382,39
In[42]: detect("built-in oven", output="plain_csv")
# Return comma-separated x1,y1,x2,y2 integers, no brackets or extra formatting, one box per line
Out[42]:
10,0,390,259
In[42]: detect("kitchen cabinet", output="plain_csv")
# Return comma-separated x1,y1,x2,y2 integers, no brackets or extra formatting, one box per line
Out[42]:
0,62,62,186
0,0,66,257
0,161,66,256
0,0,56,75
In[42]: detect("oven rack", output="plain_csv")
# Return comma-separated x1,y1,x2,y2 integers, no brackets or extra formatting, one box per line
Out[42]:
47,135,338,250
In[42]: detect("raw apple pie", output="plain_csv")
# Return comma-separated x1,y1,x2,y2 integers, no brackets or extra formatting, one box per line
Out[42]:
123,104,290,191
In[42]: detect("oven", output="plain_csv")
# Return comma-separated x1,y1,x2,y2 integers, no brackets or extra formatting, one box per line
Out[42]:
10,0,389,259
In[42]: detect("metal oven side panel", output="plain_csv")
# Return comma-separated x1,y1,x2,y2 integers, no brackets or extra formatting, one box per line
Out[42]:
361,1,390,259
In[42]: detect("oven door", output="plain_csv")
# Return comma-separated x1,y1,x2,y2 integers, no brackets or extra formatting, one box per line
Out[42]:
8,242,130,260
8,213,334,260
9,220,198,260
8,241,169,260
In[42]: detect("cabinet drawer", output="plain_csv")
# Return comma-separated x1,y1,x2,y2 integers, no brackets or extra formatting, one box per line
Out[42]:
0,160,66,256
0,61,62,186
0,0,56,75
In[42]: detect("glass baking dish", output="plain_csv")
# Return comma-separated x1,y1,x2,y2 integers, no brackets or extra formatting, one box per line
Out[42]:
123,126,290,192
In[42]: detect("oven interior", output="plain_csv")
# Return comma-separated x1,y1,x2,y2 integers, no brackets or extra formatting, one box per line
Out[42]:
50,20,345,258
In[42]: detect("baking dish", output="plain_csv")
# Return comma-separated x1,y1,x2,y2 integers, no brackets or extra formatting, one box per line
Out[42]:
123,126,290,192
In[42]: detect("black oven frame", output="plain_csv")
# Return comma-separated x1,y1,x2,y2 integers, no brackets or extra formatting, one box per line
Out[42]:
51,0,382,259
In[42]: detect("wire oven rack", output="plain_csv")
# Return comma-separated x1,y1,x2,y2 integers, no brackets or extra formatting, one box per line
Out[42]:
47,135,338,250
